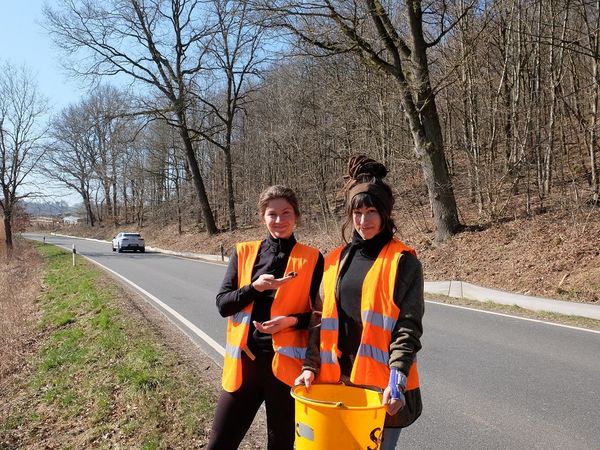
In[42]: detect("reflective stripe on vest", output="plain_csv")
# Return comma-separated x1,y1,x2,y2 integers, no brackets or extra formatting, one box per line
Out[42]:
320,318,338,331
362,310,396,332
320,350,338,364
221,240,320,392
317,238,421,392
277,346,307,360
225,343,242,360
232,310,251,326
357,343,389,365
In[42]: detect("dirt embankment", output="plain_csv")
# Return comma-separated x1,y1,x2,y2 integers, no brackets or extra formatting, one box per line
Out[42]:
0,241,44,383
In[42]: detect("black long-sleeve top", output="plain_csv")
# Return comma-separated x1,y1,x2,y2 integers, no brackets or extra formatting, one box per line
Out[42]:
216,233,324,355
337,229,424,376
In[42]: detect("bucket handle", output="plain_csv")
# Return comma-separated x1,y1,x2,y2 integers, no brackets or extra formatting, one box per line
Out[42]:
292,385,346,408
301,397,345,408
292,382,383,409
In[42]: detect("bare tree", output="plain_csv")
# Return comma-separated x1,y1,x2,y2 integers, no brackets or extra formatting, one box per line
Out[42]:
44,0,219,233
0,62,48,254
45,86,143,227
45,105,96,226
85,86,133,226
192,0,267,231
256,0,470,240
39,0,600,239
579,0,600,203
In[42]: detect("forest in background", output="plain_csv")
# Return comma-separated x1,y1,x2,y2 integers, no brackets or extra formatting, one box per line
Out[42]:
3,0,600,249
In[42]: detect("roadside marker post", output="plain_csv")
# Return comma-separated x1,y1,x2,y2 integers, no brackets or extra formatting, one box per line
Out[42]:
72,244,76,267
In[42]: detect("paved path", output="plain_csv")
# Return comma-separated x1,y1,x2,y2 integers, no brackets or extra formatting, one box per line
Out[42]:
425,280,600,320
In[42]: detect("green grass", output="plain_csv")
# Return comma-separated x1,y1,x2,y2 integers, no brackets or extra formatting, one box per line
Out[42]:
1,243,217,448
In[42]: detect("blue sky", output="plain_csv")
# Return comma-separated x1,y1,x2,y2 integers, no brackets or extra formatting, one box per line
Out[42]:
1,1,87,205
0,1,85,110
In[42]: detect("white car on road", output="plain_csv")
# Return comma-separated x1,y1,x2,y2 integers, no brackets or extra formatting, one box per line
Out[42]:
112,232,145,253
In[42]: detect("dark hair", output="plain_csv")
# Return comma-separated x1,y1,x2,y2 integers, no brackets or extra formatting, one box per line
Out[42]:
341,155,396,242
258,185,301,218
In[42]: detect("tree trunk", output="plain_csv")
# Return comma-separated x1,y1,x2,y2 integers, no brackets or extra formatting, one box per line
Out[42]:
223,145,237,231
412,119,461,241
83,188,95,227
459,10,484,214
402,2,460,239
590,0,600,202
112,177,118,225
123,178,129,225
176,177,182,235
176,112,218,234
3,208,13,255
590,56,599,202
102,180,113,225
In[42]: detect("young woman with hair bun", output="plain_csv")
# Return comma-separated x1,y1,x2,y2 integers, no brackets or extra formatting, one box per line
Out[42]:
296,155,424,450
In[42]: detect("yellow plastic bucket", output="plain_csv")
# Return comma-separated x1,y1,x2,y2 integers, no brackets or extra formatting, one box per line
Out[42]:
291,384,386,450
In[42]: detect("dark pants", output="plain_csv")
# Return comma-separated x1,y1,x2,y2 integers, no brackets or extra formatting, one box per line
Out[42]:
207,352,295,450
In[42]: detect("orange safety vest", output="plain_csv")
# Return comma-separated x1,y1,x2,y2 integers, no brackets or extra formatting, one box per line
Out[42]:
221,240,320,392
317,238,420,392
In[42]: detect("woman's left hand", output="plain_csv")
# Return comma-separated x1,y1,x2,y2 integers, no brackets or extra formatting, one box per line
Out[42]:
253,316,298,334
382,385,406,415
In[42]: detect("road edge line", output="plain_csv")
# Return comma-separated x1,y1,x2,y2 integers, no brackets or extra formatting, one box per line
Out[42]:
83,256,227,356
426,299,600,335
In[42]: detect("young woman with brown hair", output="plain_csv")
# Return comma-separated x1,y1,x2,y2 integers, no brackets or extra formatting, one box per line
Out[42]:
208,185,324,450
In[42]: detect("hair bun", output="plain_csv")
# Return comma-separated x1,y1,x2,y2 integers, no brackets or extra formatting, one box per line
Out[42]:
345,154,388,181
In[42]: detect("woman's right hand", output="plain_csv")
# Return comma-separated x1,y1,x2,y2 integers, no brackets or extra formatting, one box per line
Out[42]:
252,273,294,292
382,385,405,415
294,370,315,390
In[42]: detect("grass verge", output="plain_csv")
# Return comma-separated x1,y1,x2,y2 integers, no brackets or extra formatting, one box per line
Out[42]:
1,243,217,449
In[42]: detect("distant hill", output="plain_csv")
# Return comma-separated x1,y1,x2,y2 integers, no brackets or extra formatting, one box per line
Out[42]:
23,200,80,217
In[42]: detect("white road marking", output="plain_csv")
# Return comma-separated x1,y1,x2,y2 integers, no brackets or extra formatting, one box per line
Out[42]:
427,300,600,335
84,256,227,356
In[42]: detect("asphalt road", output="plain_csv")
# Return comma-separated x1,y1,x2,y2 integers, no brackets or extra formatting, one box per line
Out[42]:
25,233,600,449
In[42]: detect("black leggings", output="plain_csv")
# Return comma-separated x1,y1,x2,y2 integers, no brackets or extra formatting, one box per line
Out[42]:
207,352,295,450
